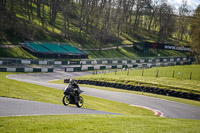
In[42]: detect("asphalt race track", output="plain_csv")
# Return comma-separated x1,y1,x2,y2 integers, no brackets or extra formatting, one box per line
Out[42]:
0,97,118,116
2,71,200,119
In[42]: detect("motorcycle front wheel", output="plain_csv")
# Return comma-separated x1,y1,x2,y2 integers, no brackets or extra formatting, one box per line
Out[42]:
62,95,70,106
76,96,84,108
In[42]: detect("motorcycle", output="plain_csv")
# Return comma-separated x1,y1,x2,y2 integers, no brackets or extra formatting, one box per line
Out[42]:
62,84,84,108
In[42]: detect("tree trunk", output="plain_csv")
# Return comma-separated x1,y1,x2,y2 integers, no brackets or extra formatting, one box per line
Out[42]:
37,0,41,18
41,1,45,26
64,20,67,37
49,0,52,24
30,0,33,21
0,0,6,11
10,0,14,12
26,0,31,21
79,0,85,36
133,0,140,31
67,16,70,39
148,8,157,33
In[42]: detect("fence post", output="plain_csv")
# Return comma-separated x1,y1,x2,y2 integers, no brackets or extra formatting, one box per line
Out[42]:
156,69,159,77
115,69,117,75
127,69,129,76
16,58,17,67
190,72,192,80
142,69,144,76
172,70,175,78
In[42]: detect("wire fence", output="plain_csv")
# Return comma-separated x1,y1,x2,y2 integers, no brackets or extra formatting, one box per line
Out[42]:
94,67,200,81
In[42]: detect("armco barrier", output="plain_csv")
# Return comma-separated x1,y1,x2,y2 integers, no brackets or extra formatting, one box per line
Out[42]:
0,56,194,67
64,59,189,72
64,79,200,101
0,68,53,72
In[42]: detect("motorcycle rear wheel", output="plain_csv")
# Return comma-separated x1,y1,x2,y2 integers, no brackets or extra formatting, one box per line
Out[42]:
62,95,70,106
76,96,84,108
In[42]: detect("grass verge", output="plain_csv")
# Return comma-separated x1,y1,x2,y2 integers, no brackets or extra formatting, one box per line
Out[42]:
1,115,200,133
73,65,200,95
1,72,200,133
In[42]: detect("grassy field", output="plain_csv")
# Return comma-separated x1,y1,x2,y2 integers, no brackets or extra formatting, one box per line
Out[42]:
116,65,200,81
0,1,190,59
0,47,37,59
87,47,189,58
74,65,200,94
1,72,200,133
1,115,200,133
0,45,189,59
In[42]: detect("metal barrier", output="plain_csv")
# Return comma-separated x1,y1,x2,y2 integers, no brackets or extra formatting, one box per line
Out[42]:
0,56,193,67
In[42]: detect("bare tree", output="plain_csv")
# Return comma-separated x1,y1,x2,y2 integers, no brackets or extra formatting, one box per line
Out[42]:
62,0,71,39
177,0,191,41
0,0,6,12
190,5,200,63
79,0,86,36
49,0,60,30
157,3,175,42
36,0,41,18
147,0,159,32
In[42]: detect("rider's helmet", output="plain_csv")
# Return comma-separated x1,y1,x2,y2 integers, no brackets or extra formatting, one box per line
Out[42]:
69,78,75,84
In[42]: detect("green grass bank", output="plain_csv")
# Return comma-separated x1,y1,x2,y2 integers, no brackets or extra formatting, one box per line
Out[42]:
75,65,200,94
1,72,200,133
1,115,200,133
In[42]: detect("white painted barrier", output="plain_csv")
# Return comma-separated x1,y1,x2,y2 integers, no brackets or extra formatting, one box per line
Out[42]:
106,65,112,69
80,61,87,65
128,64,133,68
156,59,160,62
112,61,118,64
131,60,136,63
7,68,16,72
21,60,31,64
41,68,48,72
94,65,100,70
117,65,123,68
92,60,97,65
102,61,108,64
163,59,167,62
138,64,143,67
81,66,88,71
25,68,33,72
66,68,74,72
140,60,144,63
39,61,47,65
54,61,62,65
122,60,127,64
156,63,161,66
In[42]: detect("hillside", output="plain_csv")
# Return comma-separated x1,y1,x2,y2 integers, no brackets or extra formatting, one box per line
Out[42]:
0,1,193,59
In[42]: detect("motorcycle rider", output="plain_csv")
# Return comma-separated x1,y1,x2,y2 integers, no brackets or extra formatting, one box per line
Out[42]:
69,78,79,89
68,78,80,102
